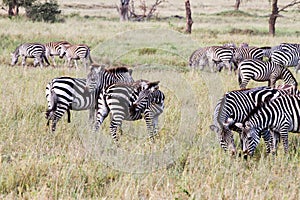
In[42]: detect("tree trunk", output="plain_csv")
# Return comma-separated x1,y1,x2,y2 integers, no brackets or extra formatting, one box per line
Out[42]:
119,0,130,21
234,0,241,10
8,0,19,16
185,0,193,34
269,0,278,36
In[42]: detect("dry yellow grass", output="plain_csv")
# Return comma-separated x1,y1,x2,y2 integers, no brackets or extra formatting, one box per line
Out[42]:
0,0,299,199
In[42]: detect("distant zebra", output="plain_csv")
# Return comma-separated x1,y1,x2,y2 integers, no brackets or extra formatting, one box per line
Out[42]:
45,41,71,66
11,43,50,68
45,65,134,132
94,80,165,144
210,86,283,154
270,49,300,73
205,46,234,72
59,44,93,69
242,95,300,156
188,47,209,70
232,47,264,70
238,59,298,89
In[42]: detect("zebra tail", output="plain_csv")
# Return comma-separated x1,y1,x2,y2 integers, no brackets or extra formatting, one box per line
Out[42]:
67,109,71,123
238,69,242,85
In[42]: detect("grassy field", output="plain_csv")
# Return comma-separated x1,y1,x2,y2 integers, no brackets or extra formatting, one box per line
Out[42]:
0,0,300,199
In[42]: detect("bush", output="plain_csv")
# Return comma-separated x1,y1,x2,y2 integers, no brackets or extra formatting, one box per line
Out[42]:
25,0,62,23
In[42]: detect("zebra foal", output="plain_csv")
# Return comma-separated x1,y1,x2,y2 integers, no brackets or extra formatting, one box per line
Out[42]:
11,43,50,68
59,44,93,69
44,41,71,66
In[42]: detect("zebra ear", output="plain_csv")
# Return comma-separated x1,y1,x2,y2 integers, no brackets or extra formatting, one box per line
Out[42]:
147,81,160,91
128,69,133,76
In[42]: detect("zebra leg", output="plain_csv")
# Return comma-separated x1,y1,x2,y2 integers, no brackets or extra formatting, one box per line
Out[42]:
74,59,78,69
280,131,289,154
152,115,159,137
144,112,155,142
21,56,26,67
51,55,57,67
109,117,123,145
261,130,271,154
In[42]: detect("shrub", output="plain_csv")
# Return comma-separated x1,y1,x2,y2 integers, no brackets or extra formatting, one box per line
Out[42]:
25,0,62,23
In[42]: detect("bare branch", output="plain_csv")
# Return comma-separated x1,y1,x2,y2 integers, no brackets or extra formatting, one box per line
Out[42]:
278,0,300,12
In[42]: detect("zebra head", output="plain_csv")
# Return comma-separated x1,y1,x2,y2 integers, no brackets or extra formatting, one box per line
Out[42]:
85,64,106,92
241,121,260,156
11,47,20,66
130,81,160,114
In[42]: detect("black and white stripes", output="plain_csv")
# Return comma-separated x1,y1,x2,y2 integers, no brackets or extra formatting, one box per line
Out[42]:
11,43,50,68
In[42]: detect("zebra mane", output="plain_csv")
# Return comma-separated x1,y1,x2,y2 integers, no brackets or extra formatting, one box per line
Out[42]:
105,66,130,74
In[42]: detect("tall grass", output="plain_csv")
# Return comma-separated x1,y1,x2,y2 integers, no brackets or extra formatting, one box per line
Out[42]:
0,0,299,199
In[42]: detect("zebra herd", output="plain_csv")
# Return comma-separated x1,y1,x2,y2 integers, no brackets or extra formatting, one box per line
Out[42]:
190,42,300,157
45,64,165,145
11,41,93,69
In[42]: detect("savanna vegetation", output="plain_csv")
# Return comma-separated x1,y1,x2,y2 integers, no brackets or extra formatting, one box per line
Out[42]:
0,0,299,199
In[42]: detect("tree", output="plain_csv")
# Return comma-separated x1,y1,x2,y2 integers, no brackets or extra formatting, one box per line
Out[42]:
269,0,300,36
2,0,36,16
235,0,241,10
185,0,193,34
118,0,130,21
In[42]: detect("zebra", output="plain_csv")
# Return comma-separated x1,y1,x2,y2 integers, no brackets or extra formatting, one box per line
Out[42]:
205,46,234,72
93,80,165,144
237,59,298,89
44,41,71,66
270,49,300,73
188,47,209,70
11,43,50,68
45,65,134,132
209,85,300,155
232,47,264,70
59,44,93,69
242,94,300,156
210,86,280,155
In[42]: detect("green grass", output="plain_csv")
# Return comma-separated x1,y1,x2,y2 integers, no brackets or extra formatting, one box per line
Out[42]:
0,0,300,199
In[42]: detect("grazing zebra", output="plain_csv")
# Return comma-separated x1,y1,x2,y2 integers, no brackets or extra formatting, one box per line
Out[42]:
270,49,300,73
45,41,71,66
238,59,298,89
59,44,93,69
210,85,300,154
45,65,134,132
94,80,165,144
242,95,300,156
210,86,281,154
11,43,50,68
189,47,209,70
232,47,264,70
205,46,234,72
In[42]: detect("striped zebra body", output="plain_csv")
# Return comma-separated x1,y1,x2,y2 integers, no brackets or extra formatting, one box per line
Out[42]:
232,47,264,69
188,47,209,70
210,86,282,154
45,77,97,132
45,41,71,66
59,44,93,69
238,59,298,89
11,43,50,68
278,43,300,53
210,85,300,154
94,80,164,143
206,46,234,72
242,95,300,156
46,66,134,132
270,49,300,72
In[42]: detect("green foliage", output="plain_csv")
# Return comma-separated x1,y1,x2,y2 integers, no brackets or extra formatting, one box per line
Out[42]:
25,0,62,23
